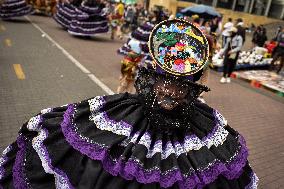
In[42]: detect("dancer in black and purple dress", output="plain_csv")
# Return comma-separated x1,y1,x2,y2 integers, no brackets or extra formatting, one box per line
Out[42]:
0,0,33,19
53,0,82,29
0,19,258,189
67,0,108,36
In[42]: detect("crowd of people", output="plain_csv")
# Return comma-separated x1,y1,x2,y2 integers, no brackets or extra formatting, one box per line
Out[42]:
0,0,283,83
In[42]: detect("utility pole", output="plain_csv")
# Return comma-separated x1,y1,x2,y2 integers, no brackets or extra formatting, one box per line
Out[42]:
232,0,237,10
212,0,218,7
249,0,255,14
244,0,250,13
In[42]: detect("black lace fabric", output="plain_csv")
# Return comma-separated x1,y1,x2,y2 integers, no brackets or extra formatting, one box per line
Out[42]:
134,67,210,132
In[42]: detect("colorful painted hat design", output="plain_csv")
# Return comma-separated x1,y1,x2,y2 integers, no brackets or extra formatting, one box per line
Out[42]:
148,19,209,76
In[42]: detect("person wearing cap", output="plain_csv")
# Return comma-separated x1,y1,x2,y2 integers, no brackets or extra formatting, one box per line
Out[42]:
220,26,243,83
0,19,257,189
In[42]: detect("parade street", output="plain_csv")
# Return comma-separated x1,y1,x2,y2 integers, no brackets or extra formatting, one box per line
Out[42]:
0,16,284,188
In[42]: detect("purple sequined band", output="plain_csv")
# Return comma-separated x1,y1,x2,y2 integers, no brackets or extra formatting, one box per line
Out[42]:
62,104,249,188
12,135,29,189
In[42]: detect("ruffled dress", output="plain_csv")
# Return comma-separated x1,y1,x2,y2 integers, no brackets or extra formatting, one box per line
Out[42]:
53,0,81,29
0,92,258,189
0,0,33,18
118,22,154,66
67,0,108,36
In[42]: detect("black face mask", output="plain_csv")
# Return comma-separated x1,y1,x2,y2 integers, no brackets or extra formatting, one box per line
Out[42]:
134,68,210,131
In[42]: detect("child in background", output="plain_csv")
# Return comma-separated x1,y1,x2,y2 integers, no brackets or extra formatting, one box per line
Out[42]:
117,39,144,93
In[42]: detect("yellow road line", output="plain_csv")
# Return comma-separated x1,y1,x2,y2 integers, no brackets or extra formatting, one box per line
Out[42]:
1,25,6,31
13,64,26,80
5,38,12,47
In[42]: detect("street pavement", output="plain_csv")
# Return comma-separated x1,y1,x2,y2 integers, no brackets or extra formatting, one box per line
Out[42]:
0,15,284,188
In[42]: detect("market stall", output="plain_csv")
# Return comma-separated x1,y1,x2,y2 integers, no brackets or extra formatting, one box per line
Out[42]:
212,47,272,72
232,70,284,97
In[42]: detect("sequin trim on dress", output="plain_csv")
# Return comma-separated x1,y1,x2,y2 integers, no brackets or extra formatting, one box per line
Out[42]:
245,172,259,189
120,109,229,159
27,115,42,131
12,135,30,189
88,96,133,136
0,145,12,180
62,104,249,189
32,128,74,189
88,96,228,157
27,109,74,189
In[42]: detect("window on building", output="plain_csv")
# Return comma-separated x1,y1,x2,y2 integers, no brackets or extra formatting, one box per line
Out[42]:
217,0,235,9
235,0,245,11
177,0,196,3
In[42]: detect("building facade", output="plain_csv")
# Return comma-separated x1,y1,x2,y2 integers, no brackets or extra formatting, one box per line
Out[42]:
182,0,284,19
149,0,284,19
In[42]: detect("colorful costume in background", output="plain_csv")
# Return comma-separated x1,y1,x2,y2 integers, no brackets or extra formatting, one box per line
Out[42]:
118,21,154,67
0,19,258,189
0,0,33,18
28,0,56,15
109,2,124,40
117,50,143,93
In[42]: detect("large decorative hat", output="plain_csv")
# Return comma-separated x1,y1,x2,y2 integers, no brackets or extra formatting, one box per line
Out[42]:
148,19,209,77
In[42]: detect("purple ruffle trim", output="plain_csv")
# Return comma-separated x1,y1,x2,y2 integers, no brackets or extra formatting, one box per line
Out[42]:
68,27,108,36
12,135,29,189
54,14,70,29
0,6,33,18
61,104,249,188
140,22,154,31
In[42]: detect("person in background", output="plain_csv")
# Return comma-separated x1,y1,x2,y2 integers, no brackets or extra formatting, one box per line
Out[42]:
270,27,284,74
192,14,200,27
221,18,233,47
110,1,124,40
124,3,136,32
235,18,246,44
252,26,262,47
117,39,144,93
200,20,211,34
210,17,219,34
259,27,268,47
273,26,282,41
220,27,243,83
